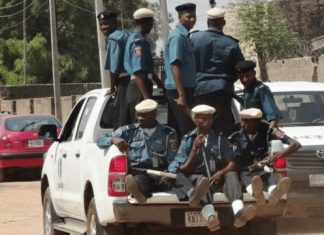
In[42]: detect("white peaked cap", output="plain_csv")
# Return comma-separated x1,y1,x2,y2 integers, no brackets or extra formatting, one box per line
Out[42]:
133,8,155,20
135,99,158,113
192,105,216,115
239,108,263,119
207,7,226,19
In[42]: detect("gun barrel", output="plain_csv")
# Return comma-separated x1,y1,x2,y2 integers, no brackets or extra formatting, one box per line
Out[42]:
132,168,177,179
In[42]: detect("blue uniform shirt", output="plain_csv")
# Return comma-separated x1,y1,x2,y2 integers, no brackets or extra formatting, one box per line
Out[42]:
190,27,245,95
164,23,196,90
105,28,130,75
229,122,289,167
168,128,235,174
124,29,154,76
97,123,178,170
244,79,283,121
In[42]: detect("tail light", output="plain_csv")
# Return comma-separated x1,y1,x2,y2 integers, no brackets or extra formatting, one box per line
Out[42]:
0,135,12,148
108,155,127,196
273,156,287,177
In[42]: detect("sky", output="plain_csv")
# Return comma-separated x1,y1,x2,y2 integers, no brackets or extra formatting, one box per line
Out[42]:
149,0,232,31
148,0,232,51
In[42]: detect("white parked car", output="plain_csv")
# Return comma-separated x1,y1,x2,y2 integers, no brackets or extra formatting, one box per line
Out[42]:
235,81,324,220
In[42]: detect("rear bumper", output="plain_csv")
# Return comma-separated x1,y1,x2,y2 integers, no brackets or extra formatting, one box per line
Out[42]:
0,152,44,168
112,202,286,227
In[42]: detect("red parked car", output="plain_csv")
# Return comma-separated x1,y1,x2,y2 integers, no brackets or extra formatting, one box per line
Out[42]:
0,114,62,182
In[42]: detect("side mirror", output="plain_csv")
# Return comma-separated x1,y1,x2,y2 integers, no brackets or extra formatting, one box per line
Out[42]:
38,124,58,141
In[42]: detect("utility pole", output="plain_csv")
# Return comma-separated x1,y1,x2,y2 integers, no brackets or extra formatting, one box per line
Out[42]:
94,0,110,88
49,0,62,122
120,0,124,28
159,0,169,50
23,0,27,85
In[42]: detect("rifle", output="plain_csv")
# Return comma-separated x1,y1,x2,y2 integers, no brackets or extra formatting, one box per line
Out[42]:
132,167,177,179
247,158,270,173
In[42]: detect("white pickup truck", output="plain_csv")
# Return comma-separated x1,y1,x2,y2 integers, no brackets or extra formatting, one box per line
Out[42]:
40,88,287,235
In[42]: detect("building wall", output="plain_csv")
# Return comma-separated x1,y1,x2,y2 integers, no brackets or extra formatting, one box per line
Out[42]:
267,55,324,82
0,83,101,100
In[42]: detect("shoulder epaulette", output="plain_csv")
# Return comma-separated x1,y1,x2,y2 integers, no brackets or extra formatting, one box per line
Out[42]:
161,124,173,135
190,30,200,35
225,35,239,43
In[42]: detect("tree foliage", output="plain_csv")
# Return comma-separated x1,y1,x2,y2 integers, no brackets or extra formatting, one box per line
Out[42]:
236,0,297,80
0,0,147,85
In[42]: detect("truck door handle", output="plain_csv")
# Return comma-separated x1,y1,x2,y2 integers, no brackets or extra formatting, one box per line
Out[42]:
62,153,67,158
75,153,80,158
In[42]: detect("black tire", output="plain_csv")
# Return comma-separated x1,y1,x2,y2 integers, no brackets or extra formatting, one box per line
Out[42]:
0,168,4,182
87,198,125,235
43,188,67,235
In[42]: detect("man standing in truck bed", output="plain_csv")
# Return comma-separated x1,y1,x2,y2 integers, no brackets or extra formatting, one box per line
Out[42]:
191,7,244,136
97,10,130,129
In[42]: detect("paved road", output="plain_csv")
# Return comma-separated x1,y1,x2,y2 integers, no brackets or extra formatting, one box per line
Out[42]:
0,181,42,235
1,181,324,235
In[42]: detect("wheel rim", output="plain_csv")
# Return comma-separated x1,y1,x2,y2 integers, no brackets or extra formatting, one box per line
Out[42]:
44,200,53,235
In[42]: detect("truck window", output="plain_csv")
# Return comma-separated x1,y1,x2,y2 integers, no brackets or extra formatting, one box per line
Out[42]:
76,97,97,140
60,99,85,142
99,97,114,129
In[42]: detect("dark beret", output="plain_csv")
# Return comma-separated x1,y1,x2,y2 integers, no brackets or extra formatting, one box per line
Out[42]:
235,60,256,73
97,11,117,20
175,3,196,13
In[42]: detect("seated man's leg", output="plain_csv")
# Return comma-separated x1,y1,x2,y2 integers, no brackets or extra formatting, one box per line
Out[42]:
241,171,265,206
267,173,291,205
126,173,152,204
224,171,256,228
171,173,209,206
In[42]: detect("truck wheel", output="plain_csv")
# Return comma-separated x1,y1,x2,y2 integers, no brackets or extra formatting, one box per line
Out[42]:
0,169,4,182
87,198,125,235
43,188,67,235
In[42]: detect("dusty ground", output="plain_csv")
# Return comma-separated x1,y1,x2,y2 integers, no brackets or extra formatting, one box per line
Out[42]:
1,181,324,235
0,181,42,235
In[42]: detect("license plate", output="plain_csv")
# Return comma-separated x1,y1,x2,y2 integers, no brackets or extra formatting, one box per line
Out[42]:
28,139,44,148
184,211,207,227
309,174,324,187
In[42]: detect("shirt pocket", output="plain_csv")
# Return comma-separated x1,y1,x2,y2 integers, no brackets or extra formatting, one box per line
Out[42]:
151,141,166,156
129,141,145,158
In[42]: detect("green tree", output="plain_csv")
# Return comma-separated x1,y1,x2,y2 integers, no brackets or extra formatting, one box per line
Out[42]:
236,0,297,81
0,0,147,85
0,34,52,85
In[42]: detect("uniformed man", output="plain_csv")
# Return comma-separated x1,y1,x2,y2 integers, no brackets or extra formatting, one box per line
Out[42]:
97,99,179,204
191,7,244,136
235,60,282,129
97,11,130,130
168,105,256,230
164,3,196,140
229,108,301,205
124,8,161,122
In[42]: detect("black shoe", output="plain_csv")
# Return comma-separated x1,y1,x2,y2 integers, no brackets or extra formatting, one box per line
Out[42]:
268,177,291,205
188,177,209,207
126,174,147,204
207,215,220,232
252,176,265,206
233,205,256,228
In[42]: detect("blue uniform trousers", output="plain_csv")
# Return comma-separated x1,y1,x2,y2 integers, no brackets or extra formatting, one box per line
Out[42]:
240,171,278,190
195,90,236,136
112,76,131,130
165,88,195,140
126,78,153,122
